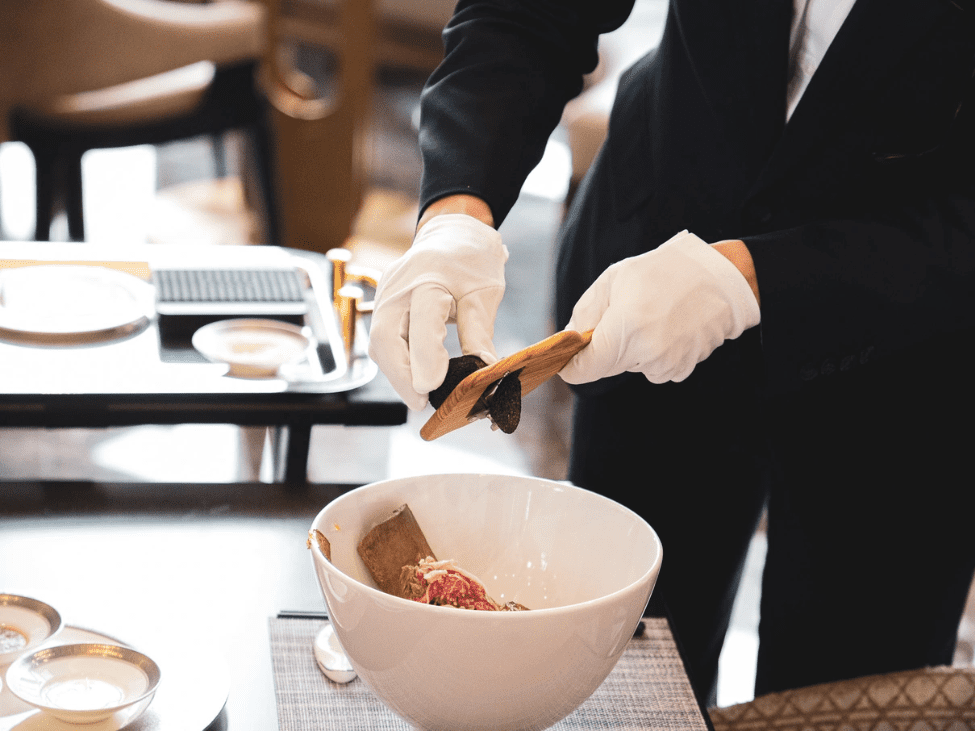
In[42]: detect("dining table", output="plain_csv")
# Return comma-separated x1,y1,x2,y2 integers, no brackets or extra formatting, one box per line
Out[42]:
0,240,407,484
0,240,715,731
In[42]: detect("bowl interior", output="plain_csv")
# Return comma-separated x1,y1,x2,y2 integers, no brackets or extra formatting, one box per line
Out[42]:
313,473,660,610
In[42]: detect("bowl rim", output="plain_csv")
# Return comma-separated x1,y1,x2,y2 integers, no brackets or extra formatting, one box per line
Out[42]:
0,594,64,660
310,473,663,617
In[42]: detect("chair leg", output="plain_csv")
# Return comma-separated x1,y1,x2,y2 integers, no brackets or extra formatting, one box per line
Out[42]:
246,118,280,247
65,152,85,241
31,145,57,241
212,132,228,179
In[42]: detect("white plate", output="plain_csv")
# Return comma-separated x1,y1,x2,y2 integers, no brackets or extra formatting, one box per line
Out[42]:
192,318,312,378
0,596,62,667
0,265,154,345
5,644,160,725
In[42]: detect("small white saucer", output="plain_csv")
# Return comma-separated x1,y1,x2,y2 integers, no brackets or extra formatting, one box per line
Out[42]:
192,318,312,378
5,643,160,725
0,595,63,667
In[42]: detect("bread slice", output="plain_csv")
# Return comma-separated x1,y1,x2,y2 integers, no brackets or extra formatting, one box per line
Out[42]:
357,504,436,598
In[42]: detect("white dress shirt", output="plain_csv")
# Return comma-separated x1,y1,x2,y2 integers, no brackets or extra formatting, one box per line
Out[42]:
786,0,858,120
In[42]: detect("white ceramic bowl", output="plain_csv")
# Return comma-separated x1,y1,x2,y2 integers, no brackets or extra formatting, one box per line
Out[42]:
0,595,63,668
309,473,663,731
4,643,161,724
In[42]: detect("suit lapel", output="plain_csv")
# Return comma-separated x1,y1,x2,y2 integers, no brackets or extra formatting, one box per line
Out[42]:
750,0,960,196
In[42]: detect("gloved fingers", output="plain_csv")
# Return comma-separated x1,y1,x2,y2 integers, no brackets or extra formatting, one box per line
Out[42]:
368,303,429,411
455,288,504,365
366,214,509,409
560,230,763,388
563,268,612,335
558,269,621,384
640,354,690,384
408,285,456,395
559,314,629,384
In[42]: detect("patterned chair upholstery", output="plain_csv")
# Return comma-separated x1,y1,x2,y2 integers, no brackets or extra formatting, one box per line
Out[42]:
710,666,975,731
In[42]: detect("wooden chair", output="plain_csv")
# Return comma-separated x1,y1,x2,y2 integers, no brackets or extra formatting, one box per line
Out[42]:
0,0,270,242
257,0,376,254
276,0,453,74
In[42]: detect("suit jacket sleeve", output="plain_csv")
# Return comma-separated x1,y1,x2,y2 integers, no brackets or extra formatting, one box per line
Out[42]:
417,0,635,226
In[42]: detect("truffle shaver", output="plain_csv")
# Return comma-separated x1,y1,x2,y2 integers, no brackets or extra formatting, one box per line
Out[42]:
420,329,594,441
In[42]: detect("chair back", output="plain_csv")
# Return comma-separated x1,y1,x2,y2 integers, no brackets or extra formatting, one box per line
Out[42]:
0,0,264,143
258,0,375,254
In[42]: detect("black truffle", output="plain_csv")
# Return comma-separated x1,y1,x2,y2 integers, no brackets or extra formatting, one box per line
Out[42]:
428,355,487,409
485,371,522,434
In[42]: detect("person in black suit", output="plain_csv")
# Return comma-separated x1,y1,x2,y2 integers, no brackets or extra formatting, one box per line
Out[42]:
369,0,975,705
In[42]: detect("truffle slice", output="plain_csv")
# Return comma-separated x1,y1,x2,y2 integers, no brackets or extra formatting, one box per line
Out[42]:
485,370,522,434
428,355,487,409
307,528,331,562
357,504,437,598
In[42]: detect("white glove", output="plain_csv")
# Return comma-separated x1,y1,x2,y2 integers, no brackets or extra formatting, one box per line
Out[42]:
368,213,508,410
560,230,760,385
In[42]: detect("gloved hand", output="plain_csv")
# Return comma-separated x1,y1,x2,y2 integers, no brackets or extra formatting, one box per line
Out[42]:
368,213,508,410
560,230,760,385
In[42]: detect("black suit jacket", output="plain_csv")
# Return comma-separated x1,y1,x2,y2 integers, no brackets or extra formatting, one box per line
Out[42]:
418,0,975,398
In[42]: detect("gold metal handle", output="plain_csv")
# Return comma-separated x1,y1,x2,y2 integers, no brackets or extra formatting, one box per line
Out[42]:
343,266,380,313
326,248,352,307
337,284,364,361
326,249,380,313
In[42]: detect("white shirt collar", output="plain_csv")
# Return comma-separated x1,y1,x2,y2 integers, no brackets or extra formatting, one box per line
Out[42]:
786,0,858,120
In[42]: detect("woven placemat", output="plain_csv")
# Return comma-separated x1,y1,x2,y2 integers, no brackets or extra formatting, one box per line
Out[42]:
269,616,710,731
